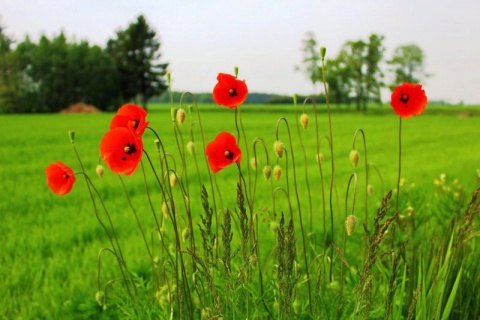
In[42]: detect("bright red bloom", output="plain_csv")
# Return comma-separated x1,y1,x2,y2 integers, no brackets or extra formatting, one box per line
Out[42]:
212,73,248,108
45,161,76,195
110,104,149,136
100,127,143,175
205,132,242,173
390,83,427,118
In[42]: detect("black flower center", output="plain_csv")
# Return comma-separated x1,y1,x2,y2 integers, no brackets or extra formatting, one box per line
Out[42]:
400,93,409,104
63,174,70,180
224,149,234,160
122,144,137,161
132,120,139,129
228,88,237,98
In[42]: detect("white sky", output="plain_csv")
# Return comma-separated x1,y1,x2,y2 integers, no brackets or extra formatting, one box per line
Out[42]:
2,0,480,104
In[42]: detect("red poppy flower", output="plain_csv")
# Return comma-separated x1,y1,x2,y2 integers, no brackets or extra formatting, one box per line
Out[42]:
212,73,248,108
110,104,149,136
100,127,143,175
390,83,427,118
45,161,76,195
205,132,242,173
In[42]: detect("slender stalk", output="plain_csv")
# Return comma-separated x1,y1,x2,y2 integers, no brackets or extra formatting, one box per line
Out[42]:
320,52,336,283
275,117,313,314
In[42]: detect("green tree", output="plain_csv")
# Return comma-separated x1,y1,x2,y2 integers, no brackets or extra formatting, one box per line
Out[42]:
295,31,321,93
325,50,353,107
388,44,428,87
107,14,168,110
339,34,385,111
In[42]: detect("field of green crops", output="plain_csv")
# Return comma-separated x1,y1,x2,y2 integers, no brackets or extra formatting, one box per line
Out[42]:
1,103,480,319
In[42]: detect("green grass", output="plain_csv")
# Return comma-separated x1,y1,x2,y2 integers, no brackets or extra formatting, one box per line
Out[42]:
1,103,479,319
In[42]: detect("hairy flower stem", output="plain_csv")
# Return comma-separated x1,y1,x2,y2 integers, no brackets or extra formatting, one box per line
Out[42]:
321,53,336,283
352,129,369,259
70,139,136,299
275,117,313,314
235,106,253,201
294,97,316,254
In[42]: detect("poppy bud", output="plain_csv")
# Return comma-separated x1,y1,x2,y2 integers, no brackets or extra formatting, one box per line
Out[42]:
274,140,285,158
345,215,357,236
169,173,177,188
316,153,324,165
176,107,186,125
270,221,279,234
250,157,258,171
182,227,190,242
154,138,161,151
96,164,104,178
273,165,282,181
161,202,169,218
320,46,326,59
293,300,301,315
349,149,360,167
186,141,195,155
68,130,75,143
95,290,104,307
367,184,374,196
249,254,257,268
263,165,272,181
300,113,309,129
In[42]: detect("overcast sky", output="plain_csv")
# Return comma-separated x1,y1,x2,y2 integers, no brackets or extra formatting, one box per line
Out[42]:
2,0,480,104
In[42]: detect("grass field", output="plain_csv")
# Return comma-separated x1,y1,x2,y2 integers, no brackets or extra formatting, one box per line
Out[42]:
1,102,480,319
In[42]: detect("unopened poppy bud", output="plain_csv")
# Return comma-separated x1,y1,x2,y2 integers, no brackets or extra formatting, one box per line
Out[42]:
186,141,195,155
161,202,169,218
96,164,104,178
316,153,324,165
182,227,190,242
320,46,326,59
249,254,257,268
170,172,177,188
270,221,279,234
154,138,161,151
250,157,258,171
263,165,272,181
234,66,239,78
349,149,360,167
273,165,282,181
166,72,171,85
274,140,285,158
293,300,301,315
300,113,309,129
68,130,75,143
95,290,104,306
345,215,357,236
176,107,186,125
170,107,176,122
367,184,374,196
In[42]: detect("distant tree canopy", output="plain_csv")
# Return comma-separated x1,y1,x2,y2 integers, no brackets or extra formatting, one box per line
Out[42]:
297,32,429,110
0,14,168,113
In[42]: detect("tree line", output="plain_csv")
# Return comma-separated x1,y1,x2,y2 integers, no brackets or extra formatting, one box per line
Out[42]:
297,31,429,111
0,15,167,113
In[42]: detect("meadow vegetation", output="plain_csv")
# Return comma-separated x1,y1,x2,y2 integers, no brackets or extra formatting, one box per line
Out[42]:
1,102,480,319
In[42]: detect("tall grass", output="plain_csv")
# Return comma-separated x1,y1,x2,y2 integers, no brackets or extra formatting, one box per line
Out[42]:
1,101,480,319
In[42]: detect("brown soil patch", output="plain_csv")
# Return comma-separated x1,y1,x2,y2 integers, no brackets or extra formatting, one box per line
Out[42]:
60,102,101,114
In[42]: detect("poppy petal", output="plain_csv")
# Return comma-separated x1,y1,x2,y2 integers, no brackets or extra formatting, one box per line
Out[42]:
100,127,143,175
390,83,427,118
45,161,76,195
110,104,149,136
205,132,242,173
212,73,248,108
